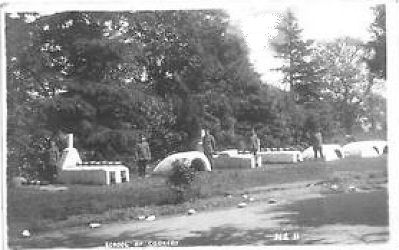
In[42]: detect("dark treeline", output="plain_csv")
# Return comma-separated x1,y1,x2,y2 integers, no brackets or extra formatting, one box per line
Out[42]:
6,7,386,178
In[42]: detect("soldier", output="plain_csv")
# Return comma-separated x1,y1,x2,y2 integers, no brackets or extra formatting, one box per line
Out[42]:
250,129,260,167
202,128,216,168
47,140,60,182
136,135,152,177
311,129,324,160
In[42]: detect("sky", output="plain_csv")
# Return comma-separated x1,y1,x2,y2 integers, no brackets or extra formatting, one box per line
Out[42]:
226,3,376,84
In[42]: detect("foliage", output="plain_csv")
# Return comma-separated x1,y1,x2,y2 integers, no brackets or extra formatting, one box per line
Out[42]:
270,9,322,103
367,5,386,79
167,159,197,203
190,158,207,172
360,92,386,132
314,38,369,133
6,8,387,179
6,14,53,179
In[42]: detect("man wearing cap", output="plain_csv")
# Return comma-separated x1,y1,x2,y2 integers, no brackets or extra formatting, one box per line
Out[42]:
202,128,216,169
136,135,152,177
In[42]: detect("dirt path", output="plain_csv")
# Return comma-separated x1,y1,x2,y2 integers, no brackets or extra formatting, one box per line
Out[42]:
14,181,388,248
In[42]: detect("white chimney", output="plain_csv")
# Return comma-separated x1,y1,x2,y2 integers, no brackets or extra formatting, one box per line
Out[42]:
57,133,82,171
68,134,73,148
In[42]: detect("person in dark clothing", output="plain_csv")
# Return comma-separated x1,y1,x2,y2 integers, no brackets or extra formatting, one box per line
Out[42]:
311,130,324,159
250,129,260,167
136,135,151,177
202,129,216,168
47,141,60,182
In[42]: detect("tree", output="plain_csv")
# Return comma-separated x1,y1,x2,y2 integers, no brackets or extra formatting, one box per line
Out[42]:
315,38,370,133
7,10,270,178
270,9,322,103
9,9,325,178
367,4,386,80
6,13,53,179
361,92,386,132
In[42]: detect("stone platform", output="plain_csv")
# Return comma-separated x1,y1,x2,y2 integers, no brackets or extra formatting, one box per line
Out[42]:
258,150,303,164
58,165,129,185
213,153,261,169
56,134,129,185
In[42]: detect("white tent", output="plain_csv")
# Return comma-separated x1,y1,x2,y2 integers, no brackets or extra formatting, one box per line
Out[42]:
302,144,344,161
153,151,212,174
343,140,387,158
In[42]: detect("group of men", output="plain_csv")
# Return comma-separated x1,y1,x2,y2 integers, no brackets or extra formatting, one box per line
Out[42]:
135,128,324,173
202,128,261,168
45,128,324,182
202,127,324,168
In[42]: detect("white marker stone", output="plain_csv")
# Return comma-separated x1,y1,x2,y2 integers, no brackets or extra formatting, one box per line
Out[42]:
89,223,101,229
146,215,156,221
21,229,31,237
237,202,247,208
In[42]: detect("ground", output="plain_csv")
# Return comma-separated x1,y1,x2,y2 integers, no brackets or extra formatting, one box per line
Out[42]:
8,156,388,248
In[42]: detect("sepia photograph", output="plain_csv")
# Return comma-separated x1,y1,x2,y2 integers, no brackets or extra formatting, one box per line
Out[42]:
0,0,396,248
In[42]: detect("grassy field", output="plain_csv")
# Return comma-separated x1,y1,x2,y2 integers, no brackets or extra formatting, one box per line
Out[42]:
7,156,387,241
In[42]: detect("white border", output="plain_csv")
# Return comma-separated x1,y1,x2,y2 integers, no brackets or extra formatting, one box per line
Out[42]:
1,0,398,250
1,3,7,250
387,0,399,249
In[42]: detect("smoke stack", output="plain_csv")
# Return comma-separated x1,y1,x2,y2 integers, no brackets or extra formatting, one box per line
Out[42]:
68,134,73,148
58,133,82,170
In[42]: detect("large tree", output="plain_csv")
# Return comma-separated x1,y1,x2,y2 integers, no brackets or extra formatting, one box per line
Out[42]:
315,38,370,133
7,10,271,177
367,4,386,80
270,9,322,103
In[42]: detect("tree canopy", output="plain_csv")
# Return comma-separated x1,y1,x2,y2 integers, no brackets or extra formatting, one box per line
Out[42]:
6,7,387,179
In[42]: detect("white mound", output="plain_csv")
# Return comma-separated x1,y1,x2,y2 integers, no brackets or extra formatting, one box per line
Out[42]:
153,151,212,174
343,140,387,158
302,144,344,161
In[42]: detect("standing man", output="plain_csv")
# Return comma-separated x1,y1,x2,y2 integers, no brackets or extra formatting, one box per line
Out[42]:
311,129,324,160
136,135,152,177
47,140,60,182
202,128,216,169
250,129,260,167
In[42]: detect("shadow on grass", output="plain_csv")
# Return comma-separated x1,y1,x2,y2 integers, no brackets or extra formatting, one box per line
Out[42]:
265,190,389,228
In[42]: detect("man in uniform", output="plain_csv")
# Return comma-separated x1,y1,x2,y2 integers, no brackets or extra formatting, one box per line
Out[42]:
47,140,60,182
250,129,260,167
311,129,324,160
202,128,216,169
136,135,152,177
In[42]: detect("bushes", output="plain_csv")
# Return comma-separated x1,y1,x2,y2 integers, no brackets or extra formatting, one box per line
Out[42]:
167,159,206,203
190,158,207,171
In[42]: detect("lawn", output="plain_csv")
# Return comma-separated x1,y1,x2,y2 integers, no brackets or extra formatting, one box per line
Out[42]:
7,156,387,241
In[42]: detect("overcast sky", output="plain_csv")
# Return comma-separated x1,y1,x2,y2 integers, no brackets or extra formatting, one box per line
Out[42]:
226,3,376,84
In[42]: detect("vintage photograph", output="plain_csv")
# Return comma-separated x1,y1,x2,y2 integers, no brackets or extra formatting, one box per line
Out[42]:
2,0,390,248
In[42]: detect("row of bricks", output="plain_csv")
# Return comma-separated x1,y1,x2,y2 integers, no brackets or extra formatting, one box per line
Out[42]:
77,161,123,165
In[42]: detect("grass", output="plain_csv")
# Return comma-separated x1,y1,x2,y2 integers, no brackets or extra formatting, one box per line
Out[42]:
7,156,387,242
